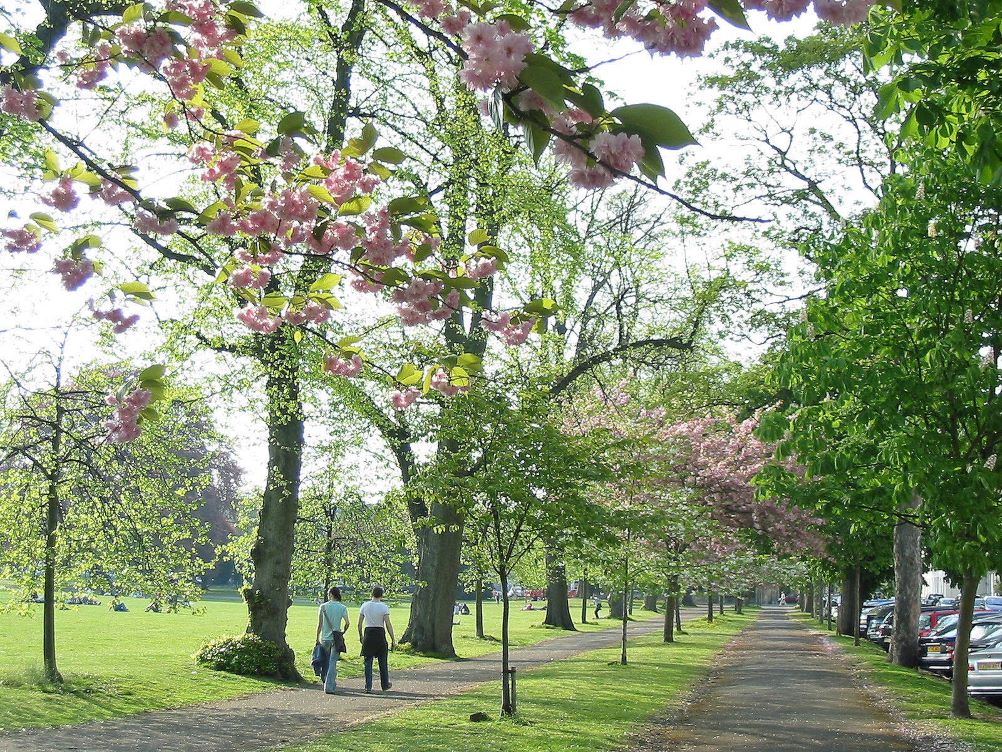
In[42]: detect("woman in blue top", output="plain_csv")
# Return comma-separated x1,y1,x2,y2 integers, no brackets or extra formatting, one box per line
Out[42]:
316,586,350,694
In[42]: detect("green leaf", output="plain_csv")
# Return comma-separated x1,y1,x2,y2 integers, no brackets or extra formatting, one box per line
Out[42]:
233,117,260,134
139,407,161,422
29,212,58,232
293,329,303,344
445,276,480,290
468,228,489,245
494,13,529,31
261,292,288,310
310,273,342,291
306,184,338,205
0,31,23,55
44,149,60,173
277,111,307,136
564,83,604,119
388,195,429,215
344,122,377,157
518,64,567,111
139,364,167,381
707,0,750,30
524,298,559,315
164,197,198,213
612,0,636,23
161,10,193,25
372,147,406,164
119,281,154,300
422,366,434,395
450,366,470,388
121,3,146,24
456,353,482,373
338,196,372,215
523,120,551,165
228,0,264,17
611,104,697,149
396,363,424,386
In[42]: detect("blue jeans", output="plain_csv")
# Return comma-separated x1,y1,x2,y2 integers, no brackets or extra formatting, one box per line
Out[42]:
320,641,338,692
364,652,389,691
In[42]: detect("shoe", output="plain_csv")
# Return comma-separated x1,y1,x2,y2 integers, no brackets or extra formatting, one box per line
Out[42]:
365,688,373,694
382,683,392,692
325,690,336,695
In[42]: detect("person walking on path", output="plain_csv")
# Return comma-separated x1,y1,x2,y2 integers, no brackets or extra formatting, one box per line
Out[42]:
358,586,395,694
592,593,602,619
315,587,350,695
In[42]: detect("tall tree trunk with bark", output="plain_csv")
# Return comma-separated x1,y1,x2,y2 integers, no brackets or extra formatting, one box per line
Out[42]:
542,544,575,630
806,583,814,615
43,398,64,684
245,338,304,678
707,590,714,623
837,568,858,636
643,593,658,612
853,564,862,646
580,575,588,624
890,493,923,667
675,600,683,633
951,572,979,718
475,575,485,639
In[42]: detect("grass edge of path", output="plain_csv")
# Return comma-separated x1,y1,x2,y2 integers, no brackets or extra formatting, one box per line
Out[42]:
788,610,1002,752
277,608,760,752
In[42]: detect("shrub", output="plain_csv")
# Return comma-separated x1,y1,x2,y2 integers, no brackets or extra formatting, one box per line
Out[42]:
195,634,285,677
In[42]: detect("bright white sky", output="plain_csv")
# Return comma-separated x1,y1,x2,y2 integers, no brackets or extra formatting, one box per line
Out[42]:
0,3,829,491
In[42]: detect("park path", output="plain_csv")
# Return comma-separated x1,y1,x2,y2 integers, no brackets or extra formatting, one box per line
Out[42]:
0,609,700,752
664,607,912,752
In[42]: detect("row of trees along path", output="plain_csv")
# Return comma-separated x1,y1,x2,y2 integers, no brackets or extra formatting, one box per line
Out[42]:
0,611,700,752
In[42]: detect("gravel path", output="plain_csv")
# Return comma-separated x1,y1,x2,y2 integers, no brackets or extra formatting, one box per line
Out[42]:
0,610,699,752
667,607,913,752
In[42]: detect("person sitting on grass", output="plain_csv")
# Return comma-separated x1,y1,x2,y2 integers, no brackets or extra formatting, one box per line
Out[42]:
358,586,395,694
315,586,349,695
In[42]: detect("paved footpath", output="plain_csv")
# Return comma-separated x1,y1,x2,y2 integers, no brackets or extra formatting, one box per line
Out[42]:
0,610,700,752
670,607,912,752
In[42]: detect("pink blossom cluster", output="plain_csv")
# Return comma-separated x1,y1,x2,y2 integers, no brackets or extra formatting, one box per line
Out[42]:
93,306,140,333
282,300,330,325
414,0,446,17
236,244,283,265
52,257,95,290
116,25,173,70
313,152,380,203
162,57,210,100
465,257,498,279
105,387,152,443
194,146,242,190
324,353,364,378
429,368,468,396
458,22,534,91
2,226,42,253
350,272,384,294
0,86,41,121
76,43,112,89
134,210,179,236
307,222,357,255
97,179,134,206
362,209,411,265
167,0,237,53
393,280,458,326
41,178,80,212
229,266,271,289
555,129,646,189
743,0,874,23
235,304,281,333
482,312,535,345
569,0,717,57
391,388,420,410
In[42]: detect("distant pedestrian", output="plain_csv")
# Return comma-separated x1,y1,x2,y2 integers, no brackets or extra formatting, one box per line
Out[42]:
358,586,395,693
316,586,349,695
592,594,602,619
779,591,786,605
453,602,462,624
493,590,501,605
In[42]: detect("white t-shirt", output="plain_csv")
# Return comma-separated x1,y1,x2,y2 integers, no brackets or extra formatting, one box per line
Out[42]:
359,599,390,628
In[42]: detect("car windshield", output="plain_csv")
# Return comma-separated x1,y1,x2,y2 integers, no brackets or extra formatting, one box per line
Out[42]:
987,597,1002,608
932,615,960,634
971,622,1002,640
919,614,932,628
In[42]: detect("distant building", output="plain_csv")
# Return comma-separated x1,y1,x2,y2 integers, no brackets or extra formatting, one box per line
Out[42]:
922,571,997,598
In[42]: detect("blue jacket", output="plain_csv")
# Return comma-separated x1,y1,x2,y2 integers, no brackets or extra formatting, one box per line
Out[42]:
311,642,329,677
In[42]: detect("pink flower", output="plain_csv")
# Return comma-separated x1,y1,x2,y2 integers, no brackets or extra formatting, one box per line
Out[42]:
391,388,420,410
2,225,43,253
93,307,140,333
812,0,874,24
459,23,533,91
76,43,112,89
98,179,133,206
466,257,498,279
52,257,95,290
116,25,173,70
228,266,271,289
41,178,80,212
106,387,153,443
442,10,472,35
0,86,41,122
236,304,282,333
324,353,364,378
134,210,179,236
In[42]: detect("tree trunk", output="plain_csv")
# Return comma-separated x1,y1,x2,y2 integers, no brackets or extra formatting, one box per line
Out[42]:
718,593,724,614
542,544,575,630
806,582,814,615
475,575,485,639
43,398,64,684
736,597,744,614
853,564,862,647
890,493,923,667
620,546,629,666
951,572,979,718
580,575,588,624
609,591,624,619
676,600,683,633
401,499,464,656
827,582,833,631
499,568,513,716
245,347,304,680
643,593,658,612
837,569,858,636
707,590,714,623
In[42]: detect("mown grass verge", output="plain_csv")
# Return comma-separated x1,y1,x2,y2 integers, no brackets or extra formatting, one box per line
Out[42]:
789,610,1002,751
279,609,758,752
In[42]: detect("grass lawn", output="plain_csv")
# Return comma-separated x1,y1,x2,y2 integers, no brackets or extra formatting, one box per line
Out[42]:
790,611,1002,751
0,592,626,732
280,609,758,752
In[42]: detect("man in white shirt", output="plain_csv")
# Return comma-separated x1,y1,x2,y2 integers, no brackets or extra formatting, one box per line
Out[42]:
358,586,395,693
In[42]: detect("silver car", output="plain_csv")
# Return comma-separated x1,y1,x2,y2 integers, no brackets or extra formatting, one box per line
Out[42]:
968,641,1002,697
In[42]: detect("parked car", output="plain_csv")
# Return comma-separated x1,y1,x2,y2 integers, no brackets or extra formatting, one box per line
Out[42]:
919,615,1002,675
924,593,945,606
968,641,1002,698
877,606,982,649
984,596,1002,612
866,606,896,644
860,600,894,635
938,597,959,609
918,609,960,638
